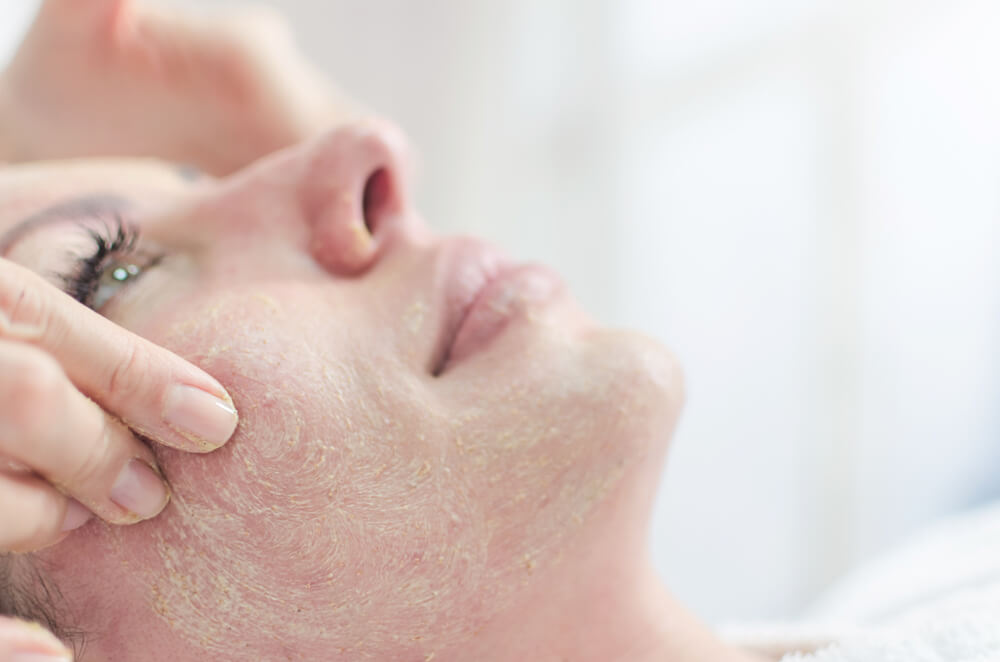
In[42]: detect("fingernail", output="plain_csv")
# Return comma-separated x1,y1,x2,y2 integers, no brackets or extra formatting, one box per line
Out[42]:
163,385,238,450
111,459,169,520
12,654,72,662
60,499,92,532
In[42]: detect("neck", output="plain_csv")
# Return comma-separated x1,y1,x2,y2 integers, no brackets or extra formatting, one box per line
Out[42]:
447,558,763,662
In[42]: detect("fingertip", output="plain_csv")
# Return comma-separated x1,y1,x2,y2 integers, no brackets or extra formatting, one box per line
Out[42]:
162,384,239,452
59,498,92,533
0,617,72,660
109,459,171,522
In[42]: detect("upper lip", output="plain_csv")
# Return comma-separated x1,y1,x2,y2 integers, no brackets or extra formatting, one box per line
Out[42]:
431,238,511,375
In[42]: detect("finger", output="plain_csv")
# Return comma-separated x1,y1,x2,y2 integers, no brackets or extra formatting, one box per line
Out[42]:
0,617,73,661
0,341,169,527
32,0,133,53
39,0,130,27
0,259,238,452
0,471,90,553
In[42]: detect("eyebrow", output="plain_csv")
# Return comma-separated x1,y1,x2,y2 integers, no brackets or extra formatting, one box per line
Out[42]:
0,194,133,257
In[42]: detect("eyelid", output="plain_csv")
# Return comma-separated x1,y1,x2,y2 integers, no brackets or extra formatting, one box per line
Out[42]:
62,216,148,307
0,194,134,257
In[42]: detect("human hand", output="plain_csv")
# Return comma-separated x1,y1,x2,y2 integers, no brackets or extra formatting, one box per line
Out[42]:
0,617,73,661
0,258,238,553
0,0,359,175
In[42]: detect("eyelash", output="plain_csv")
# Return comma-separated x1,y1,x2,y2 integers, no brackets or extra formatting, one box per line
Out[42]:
62,216,145,309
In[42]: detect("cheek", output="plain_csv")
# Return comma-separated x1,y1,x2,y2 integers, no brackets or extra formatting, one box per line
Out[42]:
38,283,682,659
52,290,497,656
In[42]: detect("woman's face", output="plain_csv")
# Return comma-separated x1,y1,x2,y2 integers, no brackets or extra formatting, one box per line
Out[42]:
0,123,683,661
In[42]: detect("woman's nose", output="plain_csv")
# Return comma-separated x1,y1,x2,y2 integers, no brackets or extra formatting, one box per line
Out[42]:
297,120,413,275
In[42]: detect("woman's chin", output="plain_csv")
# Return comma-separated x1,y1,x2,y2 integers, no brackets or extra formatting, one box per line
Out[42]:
448,301,685,452
587,326,686,432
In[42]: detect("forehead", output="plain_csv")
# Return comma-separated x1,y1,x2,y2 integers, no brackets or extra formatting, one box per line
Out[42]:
0,158,193,239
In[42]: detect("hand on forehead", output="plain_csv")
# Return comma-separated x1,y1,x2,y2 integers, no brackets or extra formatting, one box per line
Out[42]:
1,0,358,174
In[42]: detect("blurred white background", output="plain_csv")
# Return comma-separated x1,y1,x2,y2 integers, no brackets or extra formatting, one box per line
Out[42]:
3,0,999,625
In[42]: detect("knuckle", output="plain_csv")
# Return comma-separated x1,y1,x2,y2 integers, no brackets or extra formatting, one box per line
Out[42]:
105,340,150,399
0,261,49,332
66,417,112,487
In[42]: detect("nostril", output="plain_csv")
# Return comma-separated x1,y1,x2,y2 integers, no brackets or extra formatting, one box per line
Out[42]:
361,168,393,235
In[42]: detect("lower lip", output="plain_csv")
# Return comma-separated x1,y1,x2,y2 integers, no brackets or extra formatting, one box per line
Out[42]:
445,263,563,368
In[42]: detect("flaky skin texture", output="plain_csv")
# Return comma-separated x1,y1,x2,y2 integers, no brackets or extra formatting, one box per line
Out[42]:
2,131,685,661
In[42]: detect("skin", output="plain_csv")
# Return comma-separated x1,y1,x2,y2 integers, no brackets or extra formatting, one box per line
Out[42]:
1,0,357,175
0,129,765,661
0,0,344,558
0,1,774,660
0,160,243,553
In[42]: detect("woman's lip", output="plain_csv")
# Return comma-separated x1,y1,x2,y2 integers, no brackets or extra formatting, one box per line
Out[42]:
431,241,511,376
437,263,564,374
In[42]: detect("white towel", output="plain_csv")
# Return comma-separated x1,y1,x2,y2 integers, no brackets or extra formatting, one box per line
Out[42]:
782,584,1000,661
724,501,1000,661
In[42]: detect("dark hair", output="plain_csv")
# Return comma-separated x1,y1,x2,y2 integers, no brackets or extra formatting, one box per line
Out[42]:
0,554,83,654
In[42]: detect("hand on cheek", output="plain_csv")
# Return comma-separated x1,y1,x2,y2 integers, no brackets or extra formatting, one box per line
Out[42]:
0,259,238,553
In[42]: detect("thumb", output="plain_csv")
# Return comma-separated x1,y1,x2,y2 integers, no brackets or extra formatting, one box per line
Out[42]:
0,617,73,661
